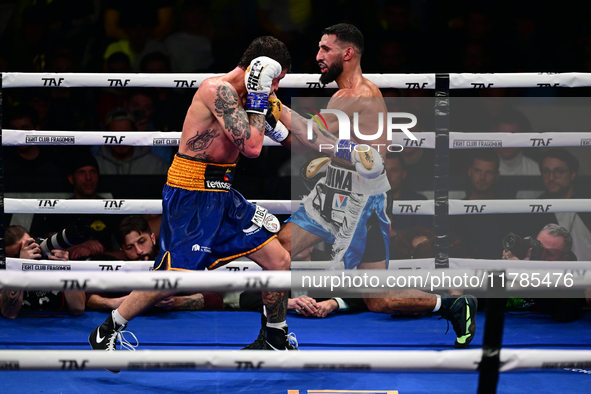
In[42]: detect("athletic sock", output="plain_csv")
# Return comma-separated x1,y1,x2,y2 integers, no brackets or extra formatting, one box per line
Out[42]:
432,295,442,312
266,320,287,329
112,309,128,327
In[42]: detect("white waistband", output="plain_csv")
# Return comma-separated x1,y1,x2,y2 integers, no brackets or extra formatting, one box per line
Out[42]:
322,163,390,195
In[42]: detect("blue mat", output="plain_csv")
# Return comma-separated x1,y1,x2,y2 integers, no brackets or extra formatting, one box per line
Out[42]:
1,310,590,393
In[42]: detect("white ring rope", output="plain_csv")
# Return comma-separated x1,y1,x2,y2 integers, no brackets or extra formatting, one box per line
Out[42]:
450,132,591,149
5,130,591,149
5,257,590,272
2,268,590,292
1,129,280,147
7,198,591,216
5,198,293,215
5,72,591,89
0,270,292,292
449,72,591,89
1,72,434,89
0,349,589,372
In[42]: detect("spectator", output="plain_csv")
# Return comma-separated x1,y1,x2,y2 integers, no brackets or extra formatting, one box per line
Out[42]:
9,4,53,71
103,15,168,72
126,87,175,165
103,0,174,42
503,223,586,322
521,148,591,262
96,52,132,127
3,105,64,180
30,149,120,260
451,150,514,259
139,52,189,133
163,1,214,72
398,124,435,179
384,152,430,238
492,107,540,176
465,149,500,200
94,107,168,175
0,225,84,319
85,215,222,312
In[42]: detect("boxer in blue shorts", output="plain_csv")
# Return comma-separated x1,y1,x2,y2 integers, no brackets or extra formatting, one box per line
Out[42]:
89,37,298,364
154,154,279,272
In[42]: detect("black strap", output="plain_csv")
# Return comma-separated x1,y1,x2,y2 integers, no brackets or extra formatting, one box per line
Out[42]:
434,73,450,268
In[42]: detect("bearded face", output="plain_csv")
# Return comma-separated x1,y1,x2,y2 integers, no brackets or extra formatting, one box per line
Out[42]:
319,57,344,85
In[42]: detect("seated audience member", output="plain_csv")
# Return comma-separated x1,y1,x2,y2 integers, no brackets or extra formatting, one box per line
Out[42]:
163,0,214,73
4,105,64,180
97,52,132,126
103,0,174,42
95,107,168,175
384,152,430,238
139,52,188,138
492,107,540,176
103,13,168,72
520,148,591,262
29,149,120,260
390,226,435,260
450,149,515,259
0,225,85,319
503,223,586,322
85,215,222,312
125,88,175,165
400,146,435,179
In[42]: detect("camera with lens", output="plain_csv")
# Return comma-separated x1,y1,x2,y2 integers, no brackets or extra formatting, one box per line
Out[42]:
502,233,545,260
34,219,93,259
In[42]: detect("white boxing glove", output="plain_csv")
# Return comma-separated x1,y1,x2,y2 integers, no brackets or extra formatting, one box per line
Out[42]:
244,56,282,115
334,139,384,180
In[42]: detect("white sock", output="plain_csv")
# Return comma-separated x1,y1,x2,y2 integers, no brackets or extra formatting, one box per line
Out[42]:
112,309,128,326
432,295,442,312
266,320,287,329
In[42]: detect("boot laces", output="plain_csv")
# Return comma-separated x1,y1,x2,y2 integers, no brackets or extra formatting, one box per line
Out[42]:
106,329,139,352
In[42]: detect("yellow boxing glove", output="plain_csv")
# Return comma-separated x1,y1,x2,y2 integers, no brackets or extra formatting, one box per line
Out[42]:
265,96,289,143
306,157,331,178
300,156,331,191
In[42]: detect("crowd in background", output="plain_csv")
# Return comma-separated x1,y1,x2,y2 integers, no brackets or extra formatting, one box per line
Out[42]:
1,0,591,319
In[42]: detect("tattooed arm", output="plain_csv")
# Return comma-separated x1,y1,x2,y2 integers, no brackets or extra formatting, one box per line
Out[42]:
204,81,266,158
279,103,339,152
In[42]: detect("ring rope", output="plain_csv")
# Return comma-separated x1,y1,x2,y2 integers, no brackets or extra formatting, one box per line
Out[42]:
0,349,589,371
5,130,591,149
7,198,591,216
5,198,293,215
2,269,590,292
1,72,433,89
5,257,590,272
4,72,591,89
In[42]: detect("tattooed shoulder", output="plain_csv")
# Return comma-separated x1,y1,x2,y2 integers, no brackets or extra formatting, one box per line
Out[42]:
213,83,239,117
212,83,250,152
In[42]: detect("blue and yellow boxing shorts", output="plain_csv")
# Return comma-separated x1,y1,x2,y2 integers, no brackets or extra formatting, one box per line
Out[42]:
154,153,279,271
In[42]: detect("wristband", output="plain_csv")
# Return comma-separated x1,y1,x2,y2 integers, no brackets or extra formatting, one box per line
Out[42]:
265,121,289,143
245,92,269,114
334,139,357,163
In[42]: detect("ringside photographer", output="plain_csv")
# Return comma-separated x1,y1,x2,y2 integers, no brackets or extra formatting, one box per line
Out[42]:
0,225,85,319
502,223,587,322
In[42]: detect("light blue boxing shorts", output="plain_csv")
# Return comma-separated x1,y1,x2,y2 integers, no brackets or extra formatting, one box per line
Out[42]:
291,161,391,270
